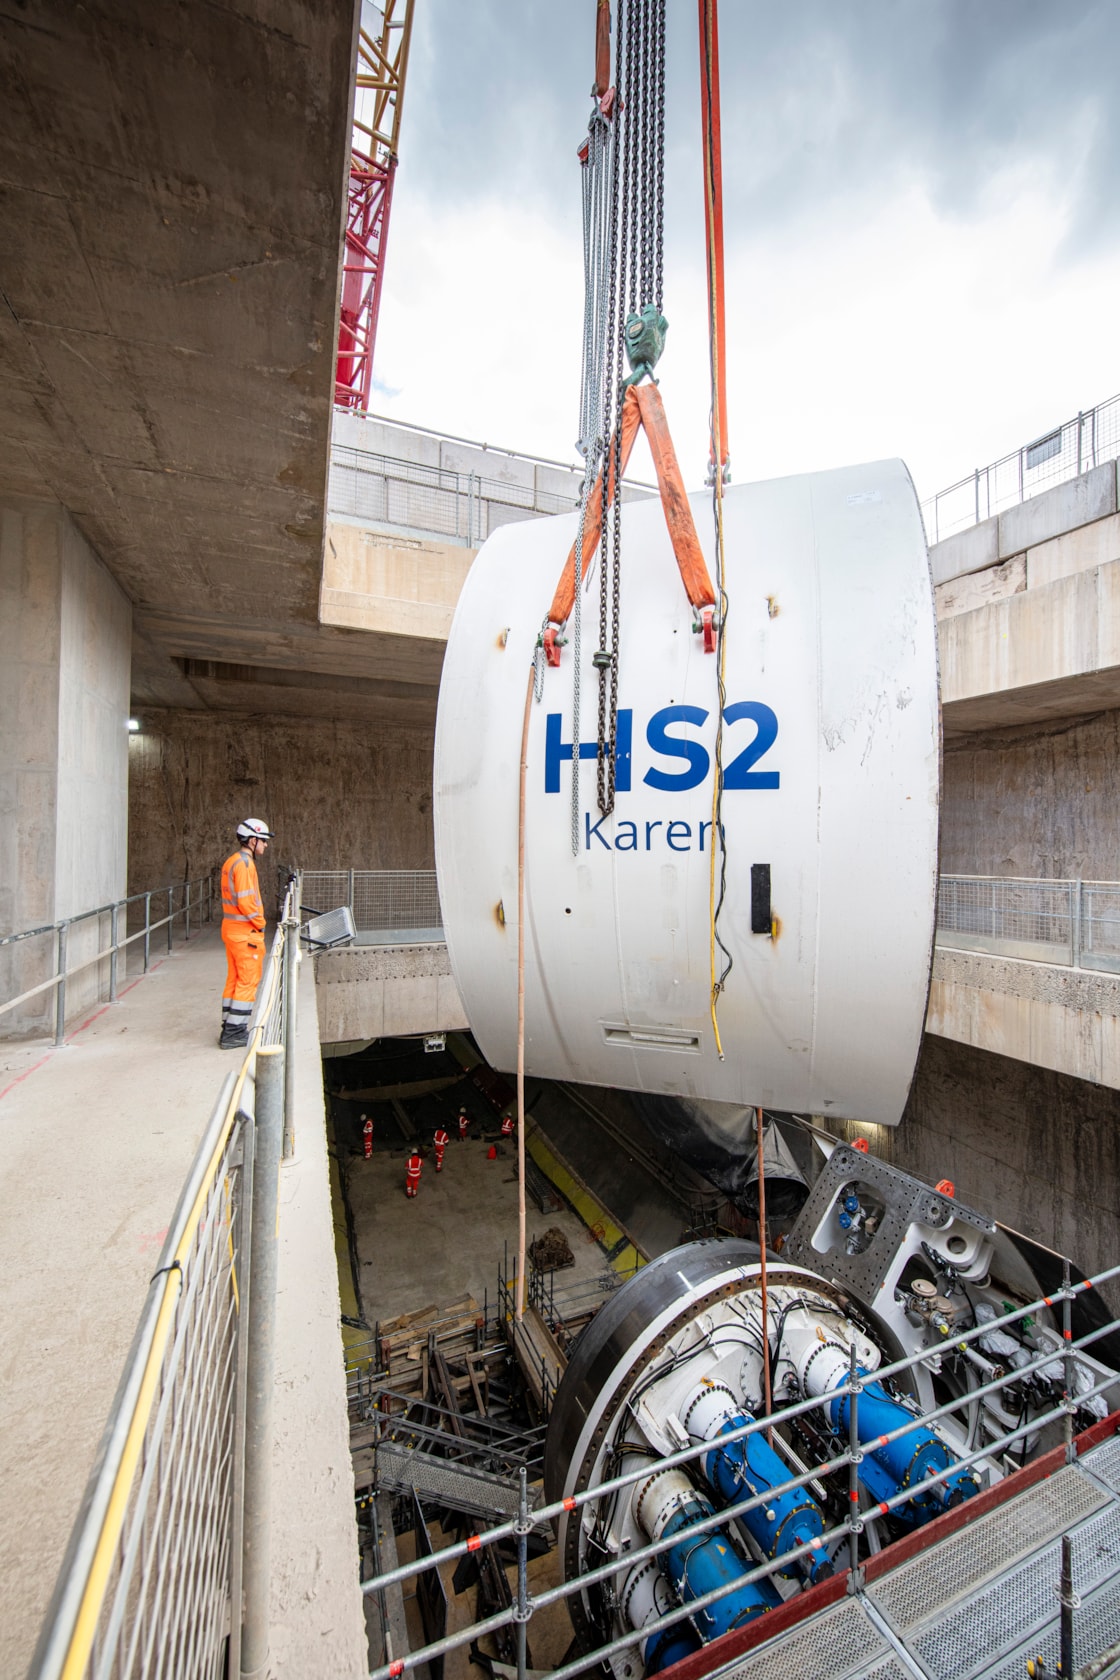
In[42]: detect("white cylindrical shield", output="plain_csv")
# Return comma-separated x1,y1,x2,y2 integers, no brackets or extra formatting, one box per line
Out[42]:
434,458,938,1124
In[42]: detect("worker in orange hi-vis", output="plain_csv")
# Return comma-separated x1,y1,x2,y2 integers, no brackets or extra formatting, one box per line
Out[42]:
218,817,273,1049
362,1115,374,1160
433,1125,449,1172
500,1112,514,1139
457,1105,470,1141
405,1151,423,1198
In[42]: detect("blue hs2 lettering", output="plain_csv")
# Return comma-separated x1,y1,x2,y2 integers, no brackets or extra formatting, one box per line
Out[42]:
544,703,780,796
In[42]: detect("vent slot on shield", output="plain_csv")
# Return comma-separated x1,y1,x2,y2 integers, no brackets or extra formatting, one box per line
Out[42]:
601,1023,702,1053
751,863,772,934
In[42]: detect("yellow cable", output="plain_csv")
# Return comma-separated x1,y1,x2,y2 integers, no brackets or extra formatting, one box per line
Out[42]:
703,22,728,1060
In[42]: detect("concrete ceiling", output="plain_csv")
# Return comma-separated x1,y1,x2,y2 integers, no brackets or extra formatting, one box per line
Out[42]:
0,0,437,721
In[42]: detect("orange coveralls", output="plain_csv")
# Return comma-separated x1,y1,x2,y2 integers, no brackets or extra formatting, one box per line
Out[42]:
220,847,265,1032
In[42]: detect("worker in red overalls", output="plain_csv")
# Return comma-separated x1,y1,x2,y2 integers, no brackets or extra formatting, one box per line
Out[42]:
457,1105,470,1141
500,1112,514,1139
433,1125,449,1172
405,1151,423,1198
362,1114,373,1160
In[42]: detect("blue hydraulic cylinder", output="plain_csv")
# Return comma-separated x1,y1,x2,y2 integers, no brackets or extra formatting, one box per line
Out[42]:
642,1620,703,1675
702,1412,831,1583
659,1489,781,1642
827,1374,980,1525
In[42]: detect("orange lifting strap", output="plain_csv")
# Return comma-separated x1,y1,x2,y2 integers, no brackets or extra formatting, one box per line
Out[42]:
545,383,718,662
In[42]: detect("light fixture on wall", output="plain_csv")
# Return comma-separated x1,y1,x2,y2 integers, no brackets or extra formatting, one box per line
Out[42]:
127,718,141,733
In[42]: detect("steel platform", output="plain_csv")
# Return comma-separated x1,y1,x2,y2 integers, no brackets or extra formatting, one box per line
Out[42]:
702,1435,1120,1680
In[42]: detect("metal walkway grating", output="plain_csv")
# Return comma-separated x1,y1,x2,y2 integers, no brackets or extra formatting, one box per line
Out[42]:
1081,1434,1120,1498
907,1503,1120,1680
868,1464,1108,1634
710,1597,893,1680
709,1437,1120,1680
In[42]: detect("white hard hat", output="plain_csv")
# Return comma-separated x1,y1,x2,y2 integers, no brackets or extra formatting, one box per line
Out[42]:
237,816,273,841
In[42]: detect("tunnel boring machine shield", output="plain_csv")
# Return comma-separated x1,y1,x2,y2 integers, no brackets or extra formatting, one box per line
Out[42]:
433,458,939,1124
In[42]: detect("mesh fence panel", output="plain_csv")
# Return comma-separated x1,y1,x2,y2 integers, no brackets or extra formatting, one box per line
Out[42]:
328,446,578,546
936,876,1075,959
921,391,1120,543
84,1124,244,1680
1083,884,1120,971
302,870,442,935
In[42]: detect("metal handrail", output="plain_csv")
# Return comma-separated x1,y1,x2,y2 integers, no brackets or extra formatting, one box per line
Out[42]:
920,389,1120,543
28,875,303,1680
0,871,216,1043
936,873,1120,974
357,1260,1120,1680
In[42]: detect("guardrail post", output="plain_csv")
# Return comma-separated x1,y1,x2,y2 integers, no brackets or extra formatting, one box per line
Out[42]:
109,903,119,1002
847,1343,861,1581
167,886,174,954
241,1045,284,1680
348,868,355,921
227,1107,256,1680
514,1465,530,1680
185,880,191,943
143,892,151,972
1073,882,1083,969
282,914,298,1160
54,923,68,1046
1063,1259,1075,1465
1059,1532,1075,1679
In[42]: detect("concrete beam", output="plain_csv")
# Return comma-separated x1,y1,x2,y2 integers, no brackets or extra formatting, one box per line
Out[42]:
0,0,359,706
321,520,477,644
926,946,1120,1088
997,462,1116,558
313,944,469,1043
940,555,1120,733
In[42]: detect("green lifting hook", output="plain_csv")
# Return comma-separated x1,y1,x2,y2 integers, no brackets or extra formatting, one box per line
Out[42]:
622,303,668,387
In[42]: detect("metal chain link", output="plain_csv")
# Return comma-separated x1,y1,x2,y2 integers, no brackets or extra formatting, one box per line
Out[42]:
592,0,666,818
654,0,666,311
569,106,614,854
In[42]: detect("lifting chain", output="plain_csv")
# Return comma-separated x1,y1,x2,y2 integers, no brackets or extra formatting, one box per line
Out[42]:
593,0,666,820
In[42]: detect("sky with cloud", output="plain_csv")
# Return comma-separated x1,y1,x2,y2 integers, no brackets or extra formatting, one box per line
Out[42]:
367,0,1120,502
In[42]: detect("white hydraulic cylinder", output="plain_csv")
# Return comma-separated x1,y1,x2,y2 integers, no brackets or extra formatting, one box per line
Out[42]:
434,459,938,1123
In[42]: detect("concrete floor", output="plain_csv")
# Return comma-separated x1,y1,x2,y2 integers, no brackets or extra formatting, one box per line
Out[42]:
345,1124,618,1327
0,930,232,1678
0,927,366,1680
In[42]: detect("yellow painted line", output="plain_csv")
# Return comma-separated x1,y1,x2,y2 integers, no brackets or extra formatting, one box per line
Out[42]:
525,1124,647,1274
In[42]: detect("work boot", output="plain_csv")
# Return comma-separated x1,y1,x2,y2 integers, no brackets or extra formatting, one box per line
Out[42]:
218,1023,249,1050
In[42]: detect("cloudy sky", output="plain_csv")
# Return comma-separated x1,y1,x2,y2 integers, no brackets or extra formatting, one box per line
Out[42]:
367,0,1119,504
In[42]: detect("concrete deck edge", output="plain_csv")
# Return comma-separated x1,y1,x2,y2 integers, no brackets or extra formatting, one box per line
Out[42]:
268,951,367,1678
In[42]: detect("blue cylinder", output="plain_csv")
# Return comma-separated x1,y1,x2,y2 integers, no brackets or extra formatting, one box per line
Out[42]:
660,1492,781,1640
828,1375,980,1525
643,1620,703,1675
702,1413,830,1582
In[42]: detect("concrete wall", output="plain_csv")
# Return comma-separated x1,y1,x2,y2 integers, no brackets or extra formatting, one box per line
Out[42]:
830,1033,1120,1305
942,708,1120,880
0,500,130,1031
127,708,437,910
